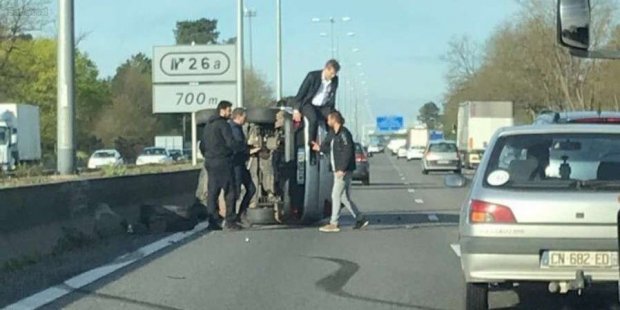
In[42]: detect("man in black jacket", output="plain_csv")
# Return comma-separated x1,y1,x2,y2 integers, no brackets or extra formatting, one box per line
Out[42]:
203,101,246,231
312,111,369,232
293,59,340,146
229,108,260,225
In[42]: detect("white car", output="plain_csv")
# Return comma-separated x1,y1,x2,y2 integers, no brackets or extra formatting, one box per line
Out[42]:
397,147,408,158
87,149,123,169
367,144,383,154
136,147,173,166
406,146,425,160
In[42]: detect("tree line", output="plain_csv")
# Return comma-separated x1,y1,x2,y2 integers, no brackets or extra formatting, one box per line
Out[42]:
0,2,274,162
441,0,620,136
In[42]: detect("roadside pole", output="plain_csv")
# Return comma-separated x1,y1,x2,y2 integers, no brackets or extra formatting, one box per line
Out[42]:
191,112,197,166
57,0,76,174
276,0,282,101
237,0,244,107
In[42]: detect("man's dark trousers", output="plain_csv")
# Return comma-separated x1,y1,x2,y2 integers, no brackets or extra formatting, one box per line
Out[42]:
206,160,237,224
234,165,256,219
302,104,332,144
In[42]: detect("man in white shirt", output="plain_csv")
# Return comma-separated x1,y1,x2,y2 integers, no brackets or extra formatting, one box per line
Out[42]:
293,59,340,146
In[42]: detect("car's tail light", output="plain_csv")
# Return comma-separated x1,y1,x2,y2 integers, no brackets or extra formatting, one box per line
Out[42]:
356,153,367,162
469,200,516,224
571,117,620,124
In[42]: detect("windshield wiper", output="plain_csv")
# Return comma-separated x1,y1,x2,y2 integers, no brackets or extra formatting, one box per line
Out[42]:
572,180,620,190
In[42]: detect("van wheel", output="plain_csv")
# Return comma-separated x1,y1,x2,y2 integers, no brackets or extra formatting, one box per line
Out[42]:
246,107,279,124
466,283,488,310
422,169,429,175
247,207,277,225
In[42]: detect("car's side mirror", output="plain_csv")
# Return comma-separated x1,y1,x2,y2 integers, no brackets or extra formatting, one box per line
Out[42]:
10,128,17,145
558,0,590,51
557,0,620,59
444,174,467,188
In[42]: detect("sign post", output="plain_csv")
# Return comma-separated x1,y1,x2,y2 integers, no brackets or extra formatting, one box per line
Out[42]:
153,44,237,166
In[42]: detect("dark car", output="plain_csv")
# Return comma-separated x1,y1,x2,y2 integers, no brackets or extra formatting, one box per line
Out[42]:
168,149,183,161
352,143,370,185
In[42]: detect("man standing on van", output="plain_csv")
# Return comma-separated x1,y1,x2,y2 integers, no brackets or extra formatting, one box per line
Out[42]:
293,59,340,146
312,111,369,232
203,101,245,231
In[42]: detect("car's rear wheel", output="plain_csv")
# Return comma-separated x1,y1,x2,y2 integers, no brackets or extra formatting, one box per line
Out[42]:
466,283,488,310
422,169,429,175
247,207,277,225
362,175,370,186
454,169,462,174
246,107,279,124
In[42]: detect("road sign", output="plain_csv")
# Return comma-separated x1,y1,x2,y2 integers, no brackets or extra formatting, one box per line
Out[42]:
153,45,236,83
153,83,237,113
376,116,404,131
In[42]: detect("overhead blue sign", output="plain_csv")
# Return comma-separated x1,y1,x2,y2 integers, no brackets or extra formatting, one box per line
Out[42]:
430,130,444,141
376,116,404,131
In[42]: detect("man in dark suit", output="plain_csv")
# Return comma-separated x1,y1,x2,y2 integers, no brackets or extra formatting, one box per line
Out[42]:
293,59,341,146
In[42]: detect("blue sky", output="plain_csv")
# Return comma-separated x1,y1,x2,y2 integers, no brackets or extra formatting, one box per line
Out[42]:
46,0,520,126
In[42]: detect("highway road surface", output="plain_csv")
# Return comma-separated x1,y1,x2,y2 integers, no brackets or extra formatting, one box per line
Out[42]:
39,153,620,310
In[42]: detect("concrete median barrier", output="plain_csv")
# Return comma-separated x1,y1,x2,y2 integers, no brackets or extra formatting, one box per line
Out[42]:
0,168,200,266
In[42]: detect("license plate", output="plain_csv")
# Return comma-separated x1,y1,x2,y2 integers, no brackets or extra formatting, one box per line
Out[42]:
541,251,618,268
438,160,450,164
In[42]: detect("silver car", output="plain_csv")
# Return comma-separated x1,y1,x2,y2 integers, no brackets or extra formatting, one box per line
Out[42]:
450,124,620,309
422,140,461,174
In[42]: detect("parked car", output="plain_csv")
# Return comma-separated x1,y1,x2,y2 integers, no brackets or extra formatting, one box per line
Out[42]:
367,144,384,155
352,143,370,185
87,149,123,169
397,146,408,159
169,149,184,161
422,140,461,174
136,147,173,166
450,124,620,309
406,145,425,161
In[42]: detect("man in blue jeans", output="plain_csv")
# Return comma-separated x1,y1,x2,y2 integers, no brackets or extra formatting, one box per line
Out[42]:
229,108,260,225
312,110,369,232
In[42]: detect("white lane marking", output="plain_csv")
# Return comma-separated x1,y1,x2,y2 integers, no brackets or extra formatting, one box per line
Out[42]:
414,199,424,204
450,244,461,257
401,177,406,181
6,222,209,310
428,214,439,222
407,189,415,194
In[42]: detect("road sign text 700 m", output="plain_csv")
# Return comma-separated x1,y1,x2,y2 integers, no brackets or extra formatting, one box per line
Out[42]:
176,92,218,106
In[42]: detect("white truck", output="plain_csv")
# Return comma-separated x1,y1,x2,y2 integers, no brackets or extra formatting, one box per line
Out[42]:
408,126,429,148
457,101,514,168
0,103,42,171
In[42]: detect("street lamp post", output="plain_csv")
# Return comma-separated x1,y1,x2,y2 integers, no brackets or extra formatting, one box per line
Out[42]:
244,8,257,70
237,0,244,108
312,16,350,59
276,0,282,101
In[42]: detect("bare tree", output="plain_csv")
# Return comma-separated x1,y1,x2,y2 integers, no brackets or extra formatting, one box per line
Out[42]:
442,35,483,88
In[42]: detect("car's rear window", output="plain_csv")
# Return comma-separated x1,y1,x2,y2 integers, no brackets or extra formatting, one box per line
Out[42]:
144,148,166,155
484,133,620,191
93,151,115,158
429,143,457,153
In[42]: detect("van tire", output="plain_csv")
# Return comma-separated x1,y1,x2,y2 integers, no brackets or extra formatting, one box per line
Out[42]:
246,107,278,124
466,283,488,310
247,207,277,225
422,169,429,175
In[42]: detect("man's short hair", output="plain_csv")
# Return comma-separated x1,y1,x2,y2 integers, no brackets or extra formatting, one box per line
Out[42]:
231,107,246,119
328,110,345,125
217,100,233,111
325,59,341,72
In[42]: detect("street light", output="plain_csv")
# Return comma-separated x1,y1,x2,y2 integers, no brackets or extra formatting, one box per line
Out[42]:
244,8,257,70
311,16,351,58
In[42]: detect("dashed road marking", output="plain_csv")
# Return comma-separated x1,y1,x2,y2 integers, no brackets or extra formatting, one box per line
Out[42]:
414,199,424,204
450,244,461,257
6,222,210,310
428,214,439,221
407,189,415,193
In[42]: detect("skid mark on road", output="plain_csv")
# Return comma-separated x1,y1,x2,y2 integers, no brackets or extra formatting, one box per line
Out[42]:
311,256,444,310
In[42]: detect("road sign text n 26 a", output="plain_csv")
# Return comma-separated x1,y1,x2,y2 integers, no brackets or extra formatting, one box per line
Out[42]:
153,45,236,83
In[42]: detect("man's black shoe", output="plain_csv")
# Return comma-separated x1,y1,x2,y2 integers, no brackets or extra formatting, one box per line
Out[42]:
208,221,223,231
224,222,243,231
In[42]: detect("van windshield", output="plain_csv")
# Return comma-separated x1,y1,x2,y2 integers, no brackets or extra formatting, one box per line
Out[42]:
0,127,8,145
485,133,620,190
